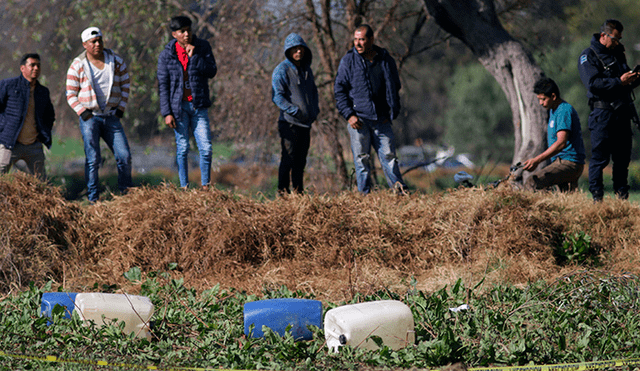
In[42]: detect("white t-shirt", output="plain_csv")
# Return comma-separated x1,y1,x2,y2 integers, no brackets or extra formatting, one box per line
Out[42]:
88,61,113,112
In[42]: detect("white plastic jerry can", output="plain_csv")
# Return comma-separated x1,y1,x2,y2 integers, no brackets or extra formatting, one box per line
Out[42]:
324,300,415,352
74,293,154,339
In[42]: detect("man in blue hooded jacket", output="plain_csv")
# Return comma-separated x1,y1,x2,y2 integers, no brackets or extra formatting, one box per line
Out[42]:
272,33,319,194
578,19,640,201
334,24,407,194
0,53,55,180
157,16,217,188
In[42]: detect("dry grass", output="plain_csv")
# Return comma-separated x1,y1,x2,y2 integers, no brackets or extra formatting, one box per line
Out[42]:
2,172,640,302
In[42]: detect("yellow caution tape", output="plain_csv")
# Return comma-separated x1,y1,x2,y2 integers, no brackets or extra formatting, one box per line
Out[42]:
2,350,640,371
0,350,251,371
468,358,640,371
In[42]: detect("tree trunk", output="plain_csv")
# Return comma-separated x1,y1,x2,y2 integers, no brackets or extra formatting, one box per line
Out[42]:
305,0,351,188
423,0,547,170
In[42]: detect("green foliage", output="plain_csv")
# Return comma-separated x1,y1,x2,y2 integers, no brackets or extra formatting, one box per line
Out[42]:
2,272,640,369
123,266,142,283
555,231,599,266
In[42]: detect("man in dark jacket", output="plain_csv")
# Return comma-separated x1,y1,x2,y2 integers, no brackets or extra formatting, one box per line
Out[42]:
157,16,217,188
334,24,407,194
0,53,55,180
578,19,640,202
271,33,319,194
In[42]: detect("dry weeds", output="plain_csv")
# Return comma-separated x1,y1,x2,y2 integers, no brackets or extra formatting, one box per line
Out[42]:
2,172,640,302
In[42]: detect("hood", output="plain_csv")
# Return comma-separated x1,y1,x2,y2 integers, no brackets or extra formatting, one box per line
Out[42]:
284,33,312,68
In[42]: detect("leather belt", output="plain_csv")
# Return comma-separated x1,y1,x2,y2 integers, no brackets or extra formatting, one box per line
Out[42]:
591,101,612,109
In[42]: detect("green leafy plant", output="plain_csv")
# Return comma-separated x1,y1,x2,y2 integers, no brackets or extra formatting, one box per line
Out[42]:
2,272,640,370
555,231,599,266
123,266,142,282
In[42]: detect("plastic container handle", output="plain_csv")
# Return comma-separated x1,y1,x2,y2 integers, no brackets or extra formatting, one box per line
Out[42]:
324,327,341,340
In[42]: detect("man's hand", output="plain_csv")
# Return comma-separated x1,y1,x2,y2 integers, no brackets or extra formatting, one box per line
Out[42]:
523,131,569,172
80,110,93,121
621,70,640,85
185,44,195,57
165,114,177,129
348,115,362,130
522,158,540,172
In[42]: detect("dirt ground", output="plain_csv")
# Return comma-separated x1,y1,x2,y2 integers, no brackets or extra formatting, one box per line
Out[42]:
2,171,640,303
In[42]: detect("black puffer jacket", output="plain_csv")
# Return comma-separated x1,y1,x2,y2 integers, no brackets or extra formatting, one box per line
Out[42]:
0,75,55,149
157,36,217,122
334,45,401,122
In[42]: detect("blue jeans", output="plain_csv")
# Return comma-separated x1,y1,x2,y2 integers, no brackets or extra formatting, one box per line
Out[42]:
174,101,212,187
347,117,406,194
79,114,132,202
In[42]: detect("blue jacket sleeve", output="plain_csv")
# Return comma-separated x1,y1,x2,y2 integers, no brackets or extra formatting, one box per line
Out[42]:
386,54,402,118
0,79,7,115
334,56,355,120
271,63,299,117
192,41,217,79
578,50,622,96
388,55,401,92
157,51,173,118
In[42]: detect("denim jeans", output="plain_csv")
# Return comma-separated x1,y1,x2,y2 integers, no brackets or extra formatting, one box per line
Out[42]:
347,117,406,194
79,114,132,202
174,101,212,187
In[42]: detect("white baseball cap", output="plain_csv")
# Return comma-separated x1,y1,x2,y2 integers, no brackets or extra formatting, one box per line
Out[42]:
81,27,103,42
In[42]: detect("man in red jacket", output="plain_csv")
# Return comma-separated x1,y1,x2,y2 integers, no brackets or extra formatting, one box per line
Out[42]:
157,16,218,188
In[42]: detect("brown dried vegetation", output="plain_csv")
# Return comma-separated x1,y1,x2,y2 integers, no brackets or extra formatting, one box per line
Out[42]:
2,172,640,302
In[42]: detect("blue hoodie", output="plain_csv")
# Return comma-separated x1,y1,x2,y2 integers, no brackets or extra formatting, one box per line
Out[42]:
271,33,319,128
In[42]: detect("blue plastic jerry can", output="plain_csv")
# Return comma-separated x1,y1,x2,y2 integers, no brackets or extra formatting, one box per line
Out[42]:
243,298,322,340
41,292,78,320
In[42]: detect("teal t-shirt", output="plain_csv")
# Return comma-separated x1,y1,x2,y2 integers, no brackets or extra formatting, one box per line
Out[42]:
548,101,586,164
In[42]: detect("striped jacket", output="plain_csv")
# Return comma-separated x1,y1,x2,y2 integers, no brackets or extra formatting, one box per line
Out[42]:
66,49,129,116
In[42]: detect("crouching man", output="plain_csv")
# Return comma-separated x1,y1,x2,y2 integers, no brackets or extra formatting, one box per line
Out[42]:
523,77,586,191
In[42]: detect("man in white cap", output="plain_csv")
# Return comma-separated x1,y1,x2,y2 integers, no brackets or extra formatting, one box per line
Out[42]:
66,27,133,203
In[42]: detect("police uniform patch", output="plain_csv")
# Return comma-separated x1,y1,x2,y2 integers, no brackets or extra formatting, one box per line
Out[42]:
580,54,588,64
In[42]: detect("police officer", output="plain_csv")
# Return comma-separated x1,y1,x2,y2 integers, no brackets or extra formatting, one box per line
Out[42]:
578,19,640,202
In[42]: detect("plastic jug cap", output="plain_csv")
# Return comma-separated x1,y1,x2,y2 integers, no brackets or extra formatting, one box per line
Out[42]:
339,334,347,345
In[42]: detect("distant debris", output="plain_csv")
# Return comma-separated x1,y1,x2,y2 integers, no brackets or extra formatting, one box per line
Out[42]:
398,144,475,174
